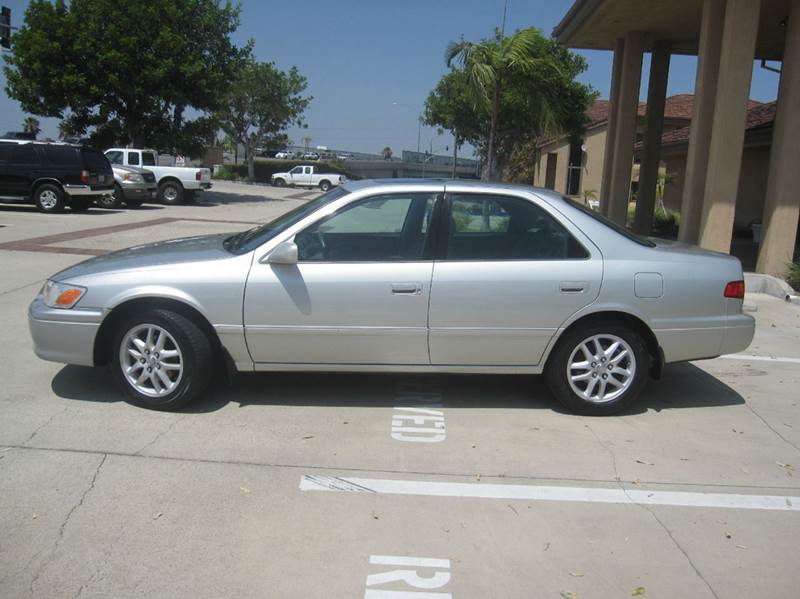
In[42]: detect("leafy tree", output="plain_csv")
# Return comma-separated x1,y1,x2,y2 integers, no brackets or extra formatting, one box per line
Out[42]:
427,28,595,181
216,58,311,181
22,116,40,137
382,146,393,160
4,0,248,154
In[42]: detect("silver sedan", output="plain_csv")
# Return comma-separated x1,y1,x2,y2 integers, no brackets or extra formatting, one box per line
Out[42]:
28,180,755,414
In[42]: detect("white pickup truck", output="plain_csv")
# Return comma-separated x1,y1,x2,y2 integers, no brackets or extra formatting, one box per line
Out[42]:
271,165,346,191
104,148,212,204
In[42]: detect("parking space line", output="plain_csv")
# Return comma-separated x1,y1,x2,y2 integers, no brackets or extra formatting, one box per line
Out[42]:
300,475,800,511
720,354,800,364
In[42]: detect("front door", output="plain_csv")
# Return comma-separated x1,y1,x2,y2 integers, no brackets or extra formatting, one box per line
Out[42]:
244,190,441,364
428,192,602,366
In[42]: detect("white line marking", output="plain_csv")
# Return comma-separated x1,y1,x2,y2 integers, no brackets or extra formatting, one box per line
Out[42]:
370,556,450,568
721,353,800,364
300,475,800,511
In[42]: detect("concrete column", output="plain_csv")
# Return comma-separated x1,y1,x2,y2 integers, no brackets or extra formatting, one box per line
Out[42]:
697,0,761,253
634,41,671,235
607,31,645,225
599,38,625,216
679,0,726,244
756,0,800,276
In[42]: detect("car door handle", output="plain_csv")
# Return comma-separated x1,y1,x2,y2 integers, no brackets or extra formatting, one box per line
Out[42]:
391,283,422,295
560,281,587,293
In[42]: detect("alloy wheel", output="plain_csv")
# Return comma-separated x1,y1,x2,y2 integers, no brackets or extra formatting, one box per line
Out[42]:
119,324,184,398
566,334,636,403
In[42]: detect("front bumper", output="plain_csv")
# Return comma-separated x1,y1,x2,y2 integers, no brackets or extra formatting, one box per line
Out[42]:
28,298,104,367
121,182,158,201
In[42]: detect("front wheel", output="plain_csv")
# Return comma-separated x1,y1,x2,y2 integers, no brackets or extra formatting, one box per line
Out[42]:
545,324,649,415
111,309,214,411
159,181,184,205
273,178,286,187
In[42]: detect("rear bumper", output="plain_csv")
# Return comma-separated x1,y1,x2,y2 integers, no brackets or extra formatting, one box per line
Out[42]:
720,314,756,356
28,298,103,367
655,314,755,363
64,184,113,197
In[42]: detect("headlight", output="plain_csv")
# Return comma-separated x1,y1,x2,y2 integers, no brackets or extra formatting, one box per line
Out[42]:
122,173,144,183
41,280,87,309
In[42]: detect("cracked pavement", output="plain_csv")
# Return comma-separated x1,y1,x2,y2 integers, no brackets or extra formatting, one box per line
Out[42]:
2,184,800,598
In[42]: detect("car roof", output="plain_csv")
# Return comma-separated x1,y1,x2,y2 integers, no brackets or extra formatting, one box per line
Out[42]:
341,178,559,197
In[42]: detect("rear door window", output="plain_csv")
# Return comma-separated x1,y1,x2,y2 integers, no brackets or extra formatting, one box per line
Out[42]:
44,146,81,167
127,152,140,166
141,152,156,166
10,144,39,165
445,194,589,260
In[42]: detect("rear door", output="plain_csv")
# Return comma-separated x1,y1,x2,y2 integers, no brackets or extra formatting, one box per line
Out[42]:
0,144,41,196
428,191,602,366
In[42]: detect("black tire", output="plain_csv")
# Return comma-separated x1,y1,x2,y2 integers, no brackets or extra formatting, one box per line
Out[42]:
70,199,92,211
34,183,66,213
319,180,331,192
159,180,184,205
98,184,124,209
273,178,286,187
125,198,144,208
110,309,214,411
545,323,649,415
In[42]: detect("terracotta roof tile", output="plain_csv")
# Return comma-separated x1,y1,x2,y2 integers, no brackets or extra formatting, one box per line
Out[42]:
656,101,776,147
587,94,701,126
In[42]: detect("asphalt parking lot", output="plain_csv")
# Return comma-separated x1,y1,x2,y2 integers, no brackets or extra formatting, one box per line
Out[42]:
1,182,799,598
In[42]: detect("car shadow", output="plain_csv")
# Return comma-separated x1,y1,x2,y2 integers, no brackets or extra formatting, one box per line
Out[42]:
0,205,126,215
50,361,744,416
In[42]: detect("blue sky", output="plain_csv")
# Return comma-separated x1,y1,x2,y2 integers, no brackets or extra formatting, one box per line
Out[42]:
0,0,781,155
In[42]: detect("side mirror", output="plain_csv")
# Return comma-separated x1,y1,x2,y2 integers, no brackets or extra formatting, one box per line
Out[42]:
263,240,298,265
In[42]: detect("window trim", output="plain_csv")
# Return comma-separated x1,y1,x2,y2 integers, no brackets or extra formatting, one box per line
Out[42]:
439,192,591,262
294,192,442,264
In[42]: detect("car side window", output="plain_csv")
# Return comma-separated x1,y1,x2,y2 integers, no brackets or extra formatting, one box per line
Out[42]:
10,144,39,165
295,193,437,262
290,166,302,175
43,146,81,166
105,151,123,165
304,167,312,174
446,193,589,261
142,153,156,166
127,152,140,166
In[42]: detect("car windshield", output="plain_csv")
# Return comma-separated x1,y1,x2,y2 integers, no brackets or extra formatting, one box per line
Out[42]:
223,186,350,254
562,196,656,247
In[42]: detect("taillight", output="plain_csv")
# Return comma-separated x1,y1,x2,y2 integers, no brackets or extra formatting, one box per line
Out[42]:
195,170,202,181
80,170,90,184
724,280,745,299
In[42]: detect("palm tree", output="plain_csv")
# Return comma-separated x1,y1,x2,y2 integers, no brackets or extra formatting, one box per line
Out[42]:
445,28,559,180
22,116,41,138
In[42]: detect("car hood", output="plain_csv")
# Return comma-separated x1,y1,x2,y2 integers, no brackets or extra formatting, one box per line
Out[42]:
52,233,242,281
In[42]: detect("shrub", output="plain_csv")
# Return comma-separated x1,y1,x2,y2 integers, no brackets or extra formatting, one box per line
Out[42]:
787,261,800,291
211,165,239,181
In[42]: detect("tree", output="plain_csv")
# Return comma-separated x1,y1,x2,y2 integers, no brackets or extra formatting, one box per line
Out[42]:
216,58,310,181
22,116,40,137
3,0,248,154
428,28,595,181
382,146,393,160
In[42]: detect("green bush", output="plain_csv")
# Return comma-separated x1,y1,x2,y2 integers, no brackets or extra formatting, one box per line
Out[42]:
787,261,800,291
211,165,239,181
626,204,680,237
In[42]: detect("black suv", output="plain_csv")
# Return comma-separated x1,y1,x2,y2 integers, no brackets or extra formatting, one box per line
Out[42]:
0,141,114,213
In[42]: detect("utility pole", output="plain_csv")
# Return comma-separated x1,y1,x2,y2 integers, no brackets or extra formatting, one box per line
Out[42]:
451,131,458,179
500,0,509,37
416,116,423,155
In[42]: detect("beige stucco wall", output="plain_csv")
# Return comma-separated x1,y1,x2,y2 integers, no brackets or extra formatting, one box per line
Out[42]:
661,144,769,231
534,126,607,198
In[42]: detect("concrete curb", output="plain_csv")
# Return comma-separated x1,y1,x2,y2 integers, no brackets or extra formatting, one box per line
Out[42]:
744,272,800,305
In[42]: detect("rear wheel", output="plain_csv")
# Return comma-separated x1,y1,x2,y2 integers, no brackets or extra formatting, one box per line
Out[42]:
98,184,124,209
34,183,65,213
111,309,213,411
159,180,184,205
319,180,331,192
545,324,649,415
